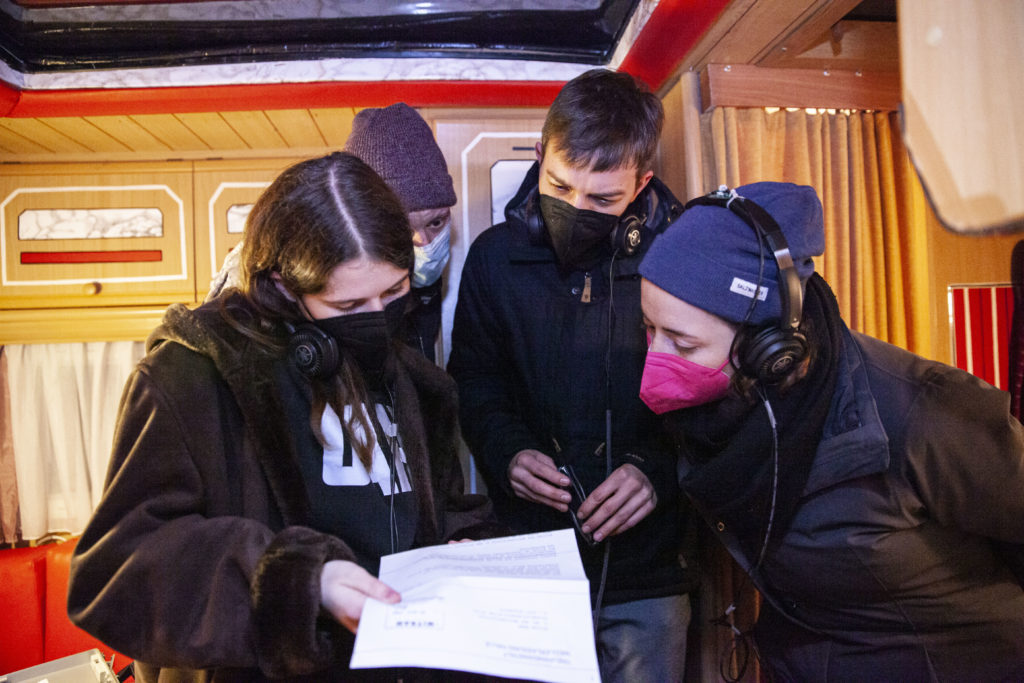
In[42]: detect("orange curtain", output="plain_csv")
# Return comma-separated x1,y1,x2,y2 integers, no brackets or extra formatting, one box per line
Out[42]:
701,107,934,357
690,107,936,682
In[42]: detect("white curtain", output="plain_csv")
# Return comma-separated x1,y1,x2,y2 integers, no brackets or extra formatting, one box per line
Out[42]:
5,342,145,540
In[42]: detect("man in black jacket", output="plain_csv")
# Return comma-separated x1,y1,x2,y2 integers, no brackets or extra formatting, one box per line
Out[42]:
448,68,697,682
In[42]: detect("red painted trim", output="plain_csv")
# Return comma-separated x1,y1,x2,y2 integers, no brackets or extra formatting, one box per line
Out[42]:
998,286,1013,390
0,1,725,116
0,80,564,118
21,250,162,264
967,288,986,383
617,0,731,90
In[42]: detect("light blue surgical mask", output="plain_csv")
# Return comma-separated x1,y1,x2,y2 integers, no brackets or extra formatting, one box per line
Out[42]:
411,223,451,287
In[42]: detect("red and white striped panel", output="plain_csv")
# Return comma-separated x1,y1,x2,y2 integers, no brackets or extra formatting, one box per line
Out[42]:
949,285,1014,390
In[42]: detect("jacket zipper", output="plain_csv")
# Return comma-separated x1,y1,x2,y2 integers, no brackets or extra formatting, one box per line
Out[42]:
581,272,592,303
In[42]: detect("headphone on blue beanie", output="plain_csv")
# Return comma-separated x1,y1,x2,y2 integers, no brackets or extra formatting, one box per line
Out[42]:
682,186,808,384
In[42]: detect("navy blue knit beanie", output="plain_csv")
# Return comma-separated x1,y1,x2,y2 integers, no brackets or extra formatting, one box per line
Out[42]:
639,182,825,325
344,103,456,212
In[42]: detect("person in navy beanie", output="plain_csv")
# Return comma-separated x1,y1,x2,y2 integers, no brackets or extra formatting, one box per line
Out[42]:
639,181,1024,681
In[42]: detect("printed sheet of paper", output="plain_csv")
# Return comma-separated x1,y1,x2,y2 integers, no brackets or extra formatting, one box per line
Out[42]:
350,528,600,683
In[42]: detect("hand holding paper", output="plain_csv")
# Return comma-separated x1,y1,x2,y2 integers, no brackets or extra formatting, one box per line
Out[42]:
351,529,600,683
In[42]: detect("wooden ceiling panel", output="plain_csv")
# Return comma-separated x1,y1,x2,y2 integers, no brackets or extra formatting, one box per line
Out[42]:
264,110,327,149
218,110,289,149
173,112,250,150
34,117,130,153
310,108,358,148
84,115,170,152
0,124,54,154
0,117,91,153
135,113,210,150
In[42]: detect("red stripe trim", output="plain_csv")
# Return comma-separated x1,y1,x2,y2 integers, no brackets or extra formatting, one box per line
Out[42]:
0,80,564,118
21,250,162,264
617,0,731,90
968,288,989,384
981,288,996,385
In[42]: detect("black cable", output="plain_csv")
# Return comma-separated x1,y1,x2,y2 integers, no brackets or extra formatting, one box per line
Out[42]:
591,248,619,635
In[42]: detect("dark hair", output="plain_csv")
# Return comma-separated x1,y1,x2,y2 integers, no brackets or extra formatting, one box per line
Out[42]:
541,68,663,179
229,152,412,469
239,151,412,326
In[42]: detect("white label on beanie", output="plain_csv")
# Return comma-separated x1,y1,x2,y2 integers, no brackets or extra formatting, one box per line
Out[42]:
730,277,769,300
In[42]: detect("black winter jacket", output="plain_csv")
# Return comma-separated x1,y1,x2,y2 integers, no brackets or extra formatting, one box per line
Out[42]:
679,327,1024,681
448,164,697,604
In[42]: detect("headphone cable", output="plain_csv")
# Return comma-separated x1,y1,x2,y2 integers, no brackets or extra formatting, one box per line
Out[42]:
590,248,621,635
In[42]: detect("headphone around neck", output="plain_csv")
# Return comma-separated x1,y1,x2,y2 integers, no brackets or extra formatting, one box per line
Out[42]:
526,183,654,258
683,186,808,384
285,321,340,379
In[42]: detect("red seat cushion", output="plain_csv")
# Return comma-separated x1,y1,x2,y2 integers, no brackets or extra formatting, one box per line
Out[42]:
0,544,46,674
43,538,129,672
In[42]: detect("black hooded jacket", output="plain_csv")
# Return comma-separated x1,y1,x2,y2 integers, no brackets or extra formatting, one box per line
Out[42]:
448,163,697,604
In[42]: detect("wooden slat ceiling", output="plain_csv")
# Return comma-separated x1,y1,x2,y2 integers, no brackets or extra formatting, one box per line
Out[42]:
0,107,359,162
0,0,897,164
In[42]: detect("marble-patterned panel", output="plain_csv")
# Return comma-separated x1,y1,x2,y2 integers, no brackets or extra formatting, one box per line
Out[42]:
23,57,593,91
226,204,252,234
18,208,163,240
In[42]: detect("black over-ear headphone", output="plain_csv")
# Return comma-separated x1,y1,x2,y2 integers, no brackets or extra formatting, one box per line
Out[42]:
683,186,808,384
286,321,340,379
526,186,652,258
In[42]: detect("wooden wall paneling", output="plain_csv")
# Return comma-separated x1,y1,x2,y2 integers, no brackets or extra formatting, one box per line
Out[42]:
173,112,250,151
700,63,901,112
658,71,706,202
753,0,864,65
656,76,689,201
678,0,822,71
0,161,196,309
219,110,289,149
763,20,900,72
83,115,171,153
0,306,168,344
429,112,546,364
263,110,327,149
927,210,1021,366
309,107,359,148
192,157,300,298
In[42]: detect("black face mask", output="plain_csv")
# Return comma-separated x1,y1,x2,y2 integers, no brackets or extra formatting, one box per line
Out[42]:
539,194,620,271
314,293,409,379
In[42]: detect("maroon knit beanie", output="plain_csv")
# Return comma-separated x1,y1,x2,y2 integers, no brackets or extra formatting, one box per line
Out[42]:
344,103,456,212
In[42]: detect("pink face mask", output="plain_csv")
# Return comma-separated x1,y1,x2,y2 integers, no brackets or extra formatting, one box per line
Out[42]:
639,351,731,414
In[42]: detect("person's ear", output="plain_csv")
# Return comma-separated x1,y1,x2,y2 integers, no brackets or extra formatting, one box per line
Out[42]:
631,170,654,202
535,141,544,163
